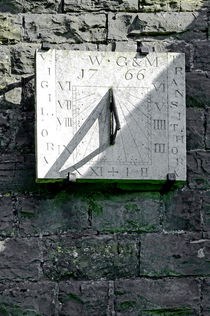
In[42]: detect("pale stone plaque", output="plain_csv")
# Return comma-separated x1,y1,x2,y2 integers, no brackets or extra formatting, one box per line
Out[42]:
36,50,186,181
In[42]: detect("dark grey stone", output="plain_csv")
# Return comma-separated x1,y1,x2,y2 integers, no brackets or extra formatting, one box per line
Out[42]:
202,278,210,314
201,191,210,236
91,192,161,233
59,280,109,316
0,281,57,315
0,196,14,237
16,192,89,236
0,237,41,281
206,108,210,149
141,233,210,276
194,41,210,72
187,151,210,190
186,72,210,107
163,190,202,232
42,234,139,280
187,108,205,150
115,278,199,315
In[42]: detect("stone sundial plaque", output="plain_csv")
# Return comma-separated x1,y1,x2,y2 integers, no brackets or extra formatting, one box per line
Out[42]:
36,50,186,181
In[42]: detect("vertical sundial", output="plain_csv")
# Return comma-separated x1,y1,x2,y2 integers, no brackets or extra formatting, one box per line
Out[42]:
36,50,186,182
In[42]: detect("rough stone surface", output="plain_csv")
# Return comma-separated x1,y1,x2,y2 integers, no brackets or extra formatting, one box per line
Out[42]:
24,14,107,43
64,0,138,12
163,190,201,232
187,151,210,189
108,12,208,41
42,234,139,280
139,0,181,12
0,281,57,315
91,192,161,232
141,233,210,276
115,278,199,314
194,41,210,72
186,72,210,107
0,14,22,44
206,107,210,148
59,280,109,315
11,44,40,74
16,192,89,236
202,278,210,314
187,108,205,150
0,46,11,74
0,0,60,13
0,196,14,237
202,191,210,236
0,237,40,281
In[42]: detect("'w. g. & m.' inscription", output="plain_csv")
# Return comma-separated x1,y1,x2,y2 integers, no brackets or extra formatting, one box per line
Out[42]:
36,50,186,181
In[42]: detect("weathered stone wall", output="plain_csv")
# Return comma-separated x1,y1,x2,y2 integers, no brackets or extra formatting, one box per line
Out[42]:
0,0,209,315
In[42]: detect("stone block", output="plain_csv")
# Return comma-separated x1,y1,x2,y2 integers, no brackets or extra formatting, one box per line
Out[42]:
206,108,210,148
0,237,41,281
187,151,210,189
141,233,210,276
0,76,22,109
186,108,205,150
0,0,60,13
0,281,56,315
91,192,161,233
64,0,138,12
139,0,181,12
201,191,210,235
42,234,139,280
202,278,210,314
11,44,40,75
186,72,210,107
0,109,16,152
113,41,137,52
115,278,199,315
0,196,14,237
108,12,207,41
15,112,35,153
16,192,89,236
0,152,36,191
165,40,192,71
194,41,210,72
163,190,202,231
23,14,107,44
0,14,22,44
181,0,209,11
59,280,109,315
21,75,35,111
0,46,10,74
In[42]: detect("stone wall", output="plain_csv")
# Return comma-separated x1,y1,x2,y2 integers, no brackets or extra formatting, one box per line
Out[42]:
0,0,209,315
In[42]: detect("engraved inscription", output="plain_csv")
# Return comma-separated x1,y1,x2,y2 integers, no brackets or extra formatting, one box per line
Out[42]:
36,51,186,181
154,143,166,153
153,119,166,130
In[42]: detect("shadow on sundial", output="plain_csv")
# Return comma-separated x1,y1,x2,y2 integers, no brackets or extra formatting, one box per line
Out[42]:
45,90,111,178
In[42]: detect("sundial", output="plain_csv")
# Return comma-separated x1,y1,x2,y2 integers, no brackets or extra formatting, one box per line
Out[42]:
36,50,186,182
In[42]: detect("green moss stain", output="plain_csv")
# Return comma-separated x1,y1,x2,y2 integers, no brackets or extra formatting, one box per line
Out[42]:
67,293,84,304
118,300,137,310
142,308,194,315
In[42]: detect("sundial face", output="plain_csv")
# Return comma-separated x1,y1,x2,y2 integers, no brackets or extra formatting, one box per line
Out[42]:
36,50,186,181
